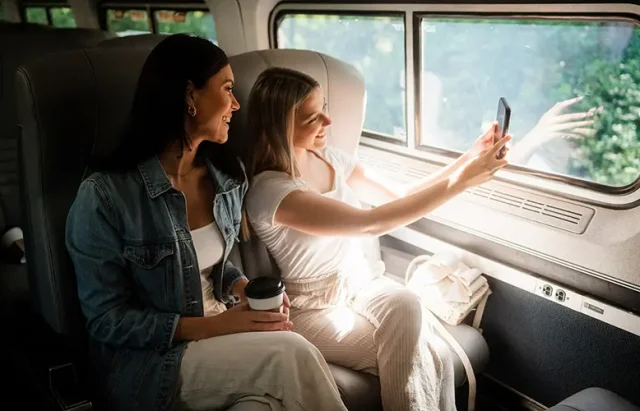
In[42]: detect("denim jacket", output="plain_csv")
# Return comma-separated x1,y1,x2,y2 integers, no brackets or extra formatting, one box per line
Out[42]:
65,155,248,411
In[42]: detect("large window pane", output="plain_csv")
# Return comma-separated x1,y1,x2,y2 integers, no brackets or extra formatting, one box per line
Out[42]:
0,4,6,21
277,13,406,140
25,7,48,25
106,9,151,37
154,10,216,43
50,7,76,28
420,17,640,188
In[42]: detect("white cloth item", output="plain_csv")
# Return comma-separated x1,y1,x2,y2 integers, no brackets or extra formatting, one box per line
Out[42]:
410,251,484,303
191,221,226,317
1,227,23,248
406,253,492,411
246,146,380,291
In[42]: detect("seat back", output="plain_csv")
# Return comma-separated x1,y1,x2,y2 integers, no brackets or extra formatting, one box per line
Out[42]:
0,21,52,32
226,49,367,279
98,34,168,49
0,28,114,233
15,46,153,335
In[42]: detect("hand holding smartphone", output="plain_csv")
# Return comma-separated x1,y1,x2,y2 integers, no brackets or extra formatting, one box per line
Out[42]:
495,97,511,159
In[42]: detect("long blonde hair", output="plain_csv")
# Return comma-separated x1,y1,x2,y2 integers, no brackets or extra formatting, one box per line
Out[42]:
241,67,320,239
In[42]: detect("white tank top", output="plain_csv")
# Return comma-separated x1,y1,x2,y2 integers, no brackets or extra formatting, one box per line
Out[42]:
191,221,225,316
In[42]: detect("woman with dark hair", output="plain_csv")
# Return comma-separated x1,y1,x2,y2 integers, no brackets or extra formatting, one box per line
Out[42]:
65,34,347,411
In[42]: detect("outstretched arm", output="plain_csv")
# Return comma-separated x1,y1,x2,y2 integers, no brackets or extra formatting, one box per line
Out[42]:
274,136,509,237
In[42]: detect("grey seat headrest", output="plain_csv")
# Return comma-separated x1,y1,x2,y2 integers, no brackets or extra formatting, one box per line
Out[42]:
98,34,168,49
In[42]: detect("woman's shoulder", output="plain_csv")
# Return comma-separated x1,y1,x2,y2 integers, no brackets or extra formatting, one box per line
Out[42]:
73,168,146,218
245,170,308,222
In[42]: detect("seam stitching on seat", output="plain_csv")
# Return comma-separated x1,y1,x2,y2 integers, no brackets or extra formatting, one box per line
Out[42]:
82,49,101,170
317,53,330,115
15,64,63,328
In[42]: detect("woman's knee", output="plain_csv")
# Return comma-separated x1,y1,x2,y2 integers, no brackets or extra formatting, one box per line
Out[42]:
270,331,323,358
388,289,423,320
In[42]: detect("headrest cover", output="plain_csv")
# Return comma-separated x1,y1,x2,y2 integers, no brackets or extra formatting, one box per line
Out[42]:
227,49,366,156
98,34,168,49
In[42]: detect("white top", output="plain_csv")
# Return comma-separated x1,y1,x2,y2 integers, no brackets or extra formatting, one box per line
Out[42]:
191,221,225,316
246,146,374,284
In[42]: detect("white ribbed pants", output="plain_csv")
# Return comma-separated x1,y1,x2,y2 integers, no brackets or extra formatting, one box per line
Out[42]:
288,276,457,411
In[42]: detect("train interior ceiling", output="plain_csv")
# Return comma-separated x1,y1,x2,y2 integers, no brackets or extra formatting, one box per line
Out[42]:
0,0,639,410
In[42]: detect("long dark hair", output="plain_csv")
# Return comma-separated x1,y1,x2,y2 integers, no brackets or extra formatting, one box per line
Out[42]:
91,34,242,180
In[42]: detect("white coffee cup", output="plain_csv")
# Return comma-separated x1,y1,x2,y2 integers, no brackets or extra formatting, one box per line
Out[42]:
244,277,286,313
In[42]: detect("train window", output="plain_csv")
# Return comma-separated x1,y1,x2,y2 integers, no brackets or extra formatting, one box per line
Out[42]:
154,10,216,43
105,9,151,36
418,16,640,188
50,7,76,28
25,7,48,25
276,13,406,141
0,3,5,21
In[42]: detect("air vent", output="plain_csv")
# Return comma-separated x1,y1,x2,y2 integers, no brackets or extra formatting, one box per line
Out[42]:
358,151,595,234
465,185,594,234
406,167,430,180
359,153,402,174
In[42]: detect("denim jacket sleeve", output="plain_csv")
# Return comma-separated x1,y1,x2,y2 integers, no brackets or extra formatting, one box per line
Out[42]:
220,260,247,301
66,178,179,350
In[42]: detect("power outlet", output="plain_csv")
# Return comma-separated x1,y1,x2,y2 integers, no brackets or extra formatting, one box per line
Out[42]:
534,278,583,312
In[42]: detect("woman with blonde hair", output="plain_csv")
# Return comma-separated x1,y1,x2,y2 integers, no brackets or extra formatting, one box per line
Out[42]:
244,67,510,411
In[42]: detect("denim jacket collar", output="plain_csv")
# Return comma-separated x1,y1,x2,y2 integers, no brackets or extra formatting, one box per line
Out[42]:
137,155,247,199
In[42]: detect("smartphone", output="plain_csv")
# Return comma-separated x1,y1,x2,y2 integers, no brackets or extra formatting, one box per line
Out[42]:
495,97,511,159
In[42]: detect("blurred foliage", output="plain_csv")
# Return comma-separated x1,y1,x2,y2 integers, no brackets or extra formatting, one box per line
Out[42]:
105,9,216,43
25,7,47,25
24,6,76,27
155,10,216,43
106,9,151,35
51,7,77,28
278,14,406,139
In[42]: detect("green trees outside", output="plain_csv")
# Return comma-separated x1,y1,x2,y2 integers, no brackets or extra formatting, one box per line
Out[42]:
106,9,216,43
155,10,216,43
50,7,77,28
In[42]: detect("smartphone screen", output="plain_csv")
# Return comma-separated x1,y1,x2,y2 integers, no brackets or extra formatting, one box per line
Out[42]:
495,97,511,159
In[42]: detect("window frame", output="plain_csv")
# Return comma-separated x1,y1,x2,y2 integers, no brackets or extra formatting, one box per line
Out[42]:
100,3,214,40
272,9,409,146
270,2,640,206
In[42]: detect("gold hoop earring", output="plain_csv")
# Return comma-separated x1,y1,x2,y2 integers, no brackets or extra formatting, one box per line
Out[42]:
188,105,197,117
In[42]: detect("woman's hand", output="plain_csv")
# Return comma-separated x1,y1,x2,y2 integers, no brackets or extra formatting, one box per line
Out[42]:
232,278,250,303
283,291,291,320
208,302,293,336
175,292,293,341
454,135,511,189
467,122,500,158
